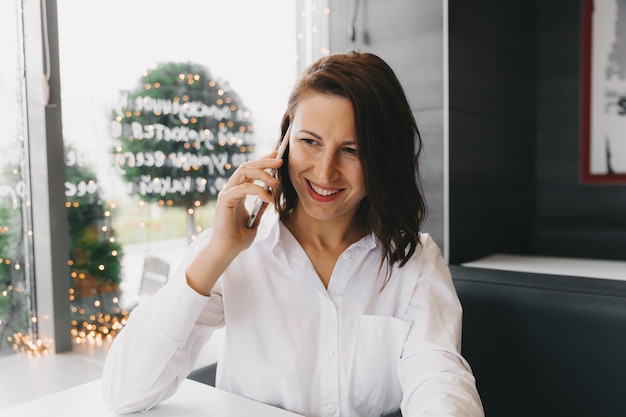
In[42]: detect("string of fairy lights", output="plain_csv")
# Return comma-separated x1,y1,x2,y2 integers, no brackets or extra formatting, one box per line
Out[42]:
296,0,331,73
1,198,131,355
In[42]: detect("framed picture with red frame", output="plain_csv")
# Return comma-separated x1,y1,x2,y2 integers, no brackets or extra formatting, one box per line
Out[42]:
581,0,626,183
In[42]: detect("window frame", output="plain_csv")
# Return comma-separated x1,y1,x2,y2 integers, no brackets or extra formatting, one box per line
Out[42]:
22,0,72,352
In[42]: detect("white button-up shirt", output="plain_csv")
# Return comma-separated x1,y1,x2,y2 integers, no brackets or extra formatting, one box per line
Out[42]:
103,218,484,417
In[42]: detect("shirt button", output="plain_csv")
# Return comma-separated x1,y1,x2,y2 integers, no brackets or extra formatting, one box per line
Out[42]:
344,252,352,259
327,405,337,414
326,350,335,359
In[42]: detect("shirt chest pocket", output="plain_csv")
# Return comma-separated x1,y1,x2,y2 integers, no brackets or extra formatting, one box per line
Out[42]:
351,315,411,416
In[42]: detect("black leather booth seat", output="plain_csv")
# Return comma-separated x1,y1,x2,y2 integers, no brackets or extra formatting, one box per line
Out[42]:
451,265,626,417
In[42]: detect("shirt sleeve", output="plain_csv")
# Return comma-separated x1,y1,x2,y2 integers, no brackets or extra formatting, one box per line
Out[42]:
398,237,485,417
102,230,224,414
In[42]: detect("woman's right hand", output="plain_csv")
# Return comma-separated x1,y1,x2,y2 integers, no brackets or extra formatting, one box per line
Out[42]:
212,152,283,252
184,152,283,295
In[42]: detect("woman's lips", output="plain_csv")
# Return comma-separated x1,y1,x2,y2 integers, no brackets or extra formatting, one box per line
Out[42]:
306,180,344,202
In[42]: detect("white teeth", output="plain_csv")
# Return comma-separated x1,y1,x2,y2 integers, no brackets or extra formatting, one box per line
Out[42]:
309,181,340,197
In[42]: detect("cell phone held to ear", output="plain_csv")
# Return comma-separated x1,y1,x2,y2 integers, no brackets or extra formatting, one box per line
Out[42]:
245,127,290,228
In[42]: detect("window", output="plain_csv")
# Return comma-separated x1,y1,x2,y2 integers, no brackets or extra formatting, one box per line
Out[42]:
56,0,298,347
1,0,330,357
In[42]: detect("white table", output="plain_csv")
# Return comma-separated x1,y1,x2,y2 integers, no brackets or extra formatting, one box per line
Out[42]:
0,379,303,417
463,253,626,281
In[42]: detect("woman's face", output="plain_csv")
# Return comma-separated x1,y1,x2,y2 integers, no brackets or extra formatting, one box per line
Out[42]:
287,92,367,225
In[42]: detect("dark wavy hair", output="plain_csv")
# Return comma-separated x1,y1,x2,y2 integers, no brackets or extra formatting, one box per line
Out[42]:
273,50,427,272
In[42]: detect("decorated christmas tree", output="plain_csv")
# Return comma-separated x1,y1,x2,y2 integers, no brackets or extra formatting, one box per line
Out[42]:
110,61,255,239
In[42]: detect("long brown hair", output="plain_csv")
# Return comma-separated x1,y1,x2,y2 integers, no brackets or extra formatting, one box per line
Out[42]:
273,51,427,272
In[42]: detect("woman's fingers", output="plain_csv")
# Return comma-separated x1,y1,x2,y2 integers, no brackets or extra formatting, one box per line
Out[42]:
222,154,283,191
219,181,274,207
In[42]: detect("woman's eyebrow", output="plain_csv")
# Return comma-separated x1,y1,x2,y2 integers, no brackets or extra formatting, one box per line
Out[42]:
297,129,357,147
298,129,323,140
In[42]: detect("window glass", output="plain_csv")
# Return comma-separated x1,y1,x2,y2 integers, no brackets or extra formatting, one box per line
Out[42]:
0,1,38,356
56,0,297,345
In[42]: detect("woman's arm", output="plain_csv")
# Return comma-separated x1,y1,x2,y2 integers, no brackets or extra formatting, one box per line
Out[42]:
398,238,484,417
102,152,283,413
101,232,223,414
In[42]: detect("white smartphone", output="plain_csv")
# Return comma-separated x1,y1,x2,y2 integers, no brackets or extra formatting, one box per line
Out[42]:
245,127,291,228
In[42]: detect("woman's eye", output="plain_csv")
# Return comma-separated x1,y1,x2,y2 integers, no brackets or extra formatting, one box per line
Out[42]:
301,138,318,146
344,147,358,156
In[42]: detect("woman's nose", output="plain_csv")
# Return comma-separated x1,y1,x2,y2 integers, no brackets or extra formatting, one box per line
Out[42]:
317,150,339,183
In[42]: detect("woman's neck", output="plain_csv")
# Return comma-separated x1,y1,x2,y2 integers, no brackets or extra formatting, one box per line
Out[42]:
283,206,369,254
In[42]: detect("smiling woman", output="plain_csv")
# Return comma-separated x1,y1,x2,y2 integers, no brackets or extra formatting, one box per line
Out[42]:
102,51,484,417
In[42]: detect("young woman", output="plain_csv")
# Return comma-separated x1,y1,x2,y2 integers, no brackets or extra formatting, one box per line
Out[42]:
103,51,484,417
